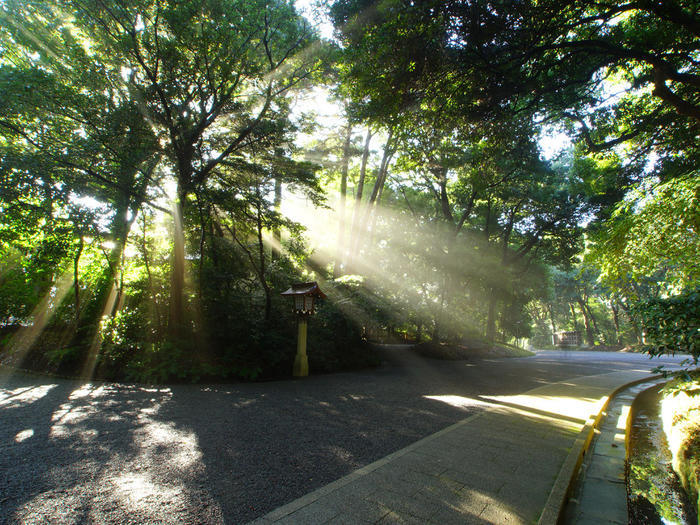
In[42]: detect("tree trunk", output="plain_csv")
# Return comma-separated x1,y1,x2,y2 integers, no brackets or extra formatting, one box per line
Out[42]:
79,203,133,330
272,177,282,260
356,128,394,252
334,123,352,278
72,236,84,326
224,197,272,324
256,199,272,323
348,127,372,271
547,303,557,334
610,299,621,345
368,180,387,245
169,194,186,339
585,302,600,339
569,303,579,331
619,300,642,344
577,298,595,346
433,265,451,343
139,213,161,331
76,214,132,379
486,290,497,344
484,198,492,241
367,128,394,207
484,204,517,345
195,193,207,301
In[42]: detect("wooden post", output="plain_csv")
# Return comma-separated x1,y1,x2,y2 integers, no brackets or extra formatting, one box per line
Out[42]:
293,317,309,377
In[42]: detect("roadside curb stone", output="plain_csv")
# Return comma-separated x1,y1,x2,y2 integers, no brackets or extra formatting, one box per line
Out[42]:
563,378,668,524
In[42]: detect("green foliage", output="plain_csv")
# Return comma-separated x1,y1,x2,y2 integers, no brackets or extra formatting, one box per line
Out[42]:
45,345,82,370
329,1,698,353
97,306,149,378
633,288,700,363
590,176,700,297
329,0,700,175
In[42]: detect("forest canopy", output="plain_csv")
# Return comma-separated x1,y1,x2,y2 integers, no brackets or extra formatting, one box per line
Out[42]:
0,0,698,381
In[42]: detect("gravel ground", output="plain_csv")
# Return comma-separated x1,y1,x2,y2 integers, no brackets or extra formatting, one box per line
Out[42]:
0,348,685,524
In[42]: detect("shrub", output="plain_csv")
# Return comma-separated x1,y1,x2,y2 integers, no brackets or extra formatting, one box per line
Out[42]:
633,288,700,364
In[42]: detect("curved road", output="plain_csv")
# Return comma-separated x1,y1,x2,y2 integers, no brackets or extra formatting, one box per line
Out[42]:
0,349,685,524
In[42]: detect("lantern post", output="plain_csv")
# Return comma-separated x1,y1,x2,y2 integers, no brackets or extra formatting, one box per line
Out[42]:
280,282,326,377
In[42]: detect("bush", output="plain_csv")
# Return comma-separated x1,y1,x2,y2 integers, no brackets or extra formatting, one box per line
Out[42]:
281,277,381,373
634,288,700,364
307,287,380,373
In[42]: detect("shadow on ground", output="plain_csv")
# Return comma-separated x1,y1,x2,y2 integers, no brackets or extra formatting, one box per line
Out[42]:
0,348,684,523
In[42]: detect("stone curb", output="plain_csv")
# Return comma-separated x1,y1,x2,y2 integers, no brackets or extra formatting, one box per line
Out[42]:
536,373,665,525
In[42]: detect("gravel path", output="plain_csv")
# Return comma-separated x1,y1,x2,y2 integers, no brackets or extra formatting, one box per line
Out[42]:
0,348,684,524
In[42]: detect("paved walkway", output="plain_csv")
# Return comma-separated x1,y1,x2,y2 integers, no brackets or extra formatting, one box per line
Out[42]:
249,369,658,525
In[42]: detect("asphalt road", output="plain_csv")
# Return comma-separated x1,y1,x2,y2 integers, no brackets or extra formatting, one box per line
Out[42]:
0,348,686,524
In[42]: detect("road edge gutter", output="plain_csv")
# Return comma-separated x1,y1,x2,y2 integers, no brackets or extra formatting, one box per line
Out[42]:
536,373,665,525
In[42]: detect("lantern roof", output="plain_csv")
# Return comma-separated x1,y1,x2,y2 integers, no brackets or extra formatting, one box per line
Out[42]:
280,281,327,299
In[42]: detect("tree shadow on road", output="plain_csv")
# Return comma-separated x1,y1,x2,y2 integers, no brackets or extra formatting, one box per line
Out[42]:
0,372,223,524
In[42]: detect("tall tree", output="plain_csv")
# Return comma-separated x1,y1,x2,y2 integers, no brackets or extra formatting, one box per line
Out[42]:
60,0,322,332
0,1,163,361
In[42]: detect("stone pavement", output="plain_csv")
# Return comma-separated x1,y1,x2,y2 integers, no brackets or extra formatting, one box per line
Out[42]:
248,369,658,525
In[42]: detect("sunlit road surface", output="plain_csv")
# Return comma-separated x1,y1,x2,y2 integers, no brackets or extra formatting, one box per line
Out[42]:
0,349,686,524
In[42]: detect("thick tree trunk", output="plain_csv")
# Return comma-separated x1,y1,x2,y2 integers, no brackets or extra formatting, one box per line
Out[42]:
169,194,186,339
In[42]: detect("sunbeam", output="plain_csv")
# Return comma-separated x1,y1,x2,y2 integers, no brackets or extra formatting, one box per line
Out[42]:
279,190,511,338
80,281,119,381
3,270,74,369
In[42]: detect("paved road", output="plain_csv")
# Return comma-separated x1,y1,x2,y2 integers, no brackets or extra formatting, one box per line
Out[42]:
0,349,684,524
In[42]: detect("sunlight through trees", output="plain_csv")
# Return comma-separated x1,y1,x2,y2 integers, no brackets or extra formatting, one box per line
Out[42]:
1,0,698,381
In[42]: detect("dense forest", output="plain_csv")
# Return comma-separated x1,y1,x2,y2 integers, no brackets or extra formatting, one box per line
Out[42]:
0,0,698,382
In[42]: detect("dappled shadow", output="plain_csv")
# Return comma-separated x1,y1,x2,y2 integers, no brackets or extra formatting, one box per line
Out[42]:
0,372,224,524
0,350,688,524
160,377,475,523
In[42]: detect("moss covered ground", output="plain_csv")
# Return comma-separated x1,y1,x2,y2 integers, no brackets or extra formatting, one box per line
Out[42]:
661,373,700,517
